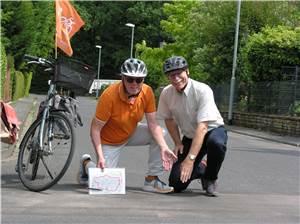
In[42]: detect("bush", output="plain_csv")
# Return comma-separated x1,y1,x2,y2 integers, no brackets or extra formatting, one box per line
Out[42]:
7,55,15,101
24,72,33,96
292,101,300,117
240,26,300,82
136,41,170,90
12,71,25,101
154,86,166,107
1,43,7,99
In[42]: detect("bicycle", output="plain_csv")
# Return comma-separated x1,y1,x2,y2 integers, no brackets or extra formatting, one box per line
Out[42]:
16,54,96,192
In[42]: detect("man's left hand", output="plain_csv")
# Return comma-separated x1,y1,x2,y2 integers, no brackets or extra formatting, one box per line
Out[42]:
180,159,194,183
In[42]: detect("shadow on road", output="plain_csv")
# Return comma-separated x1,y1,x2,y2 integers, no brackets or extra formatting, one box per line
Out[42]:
1,173,213,198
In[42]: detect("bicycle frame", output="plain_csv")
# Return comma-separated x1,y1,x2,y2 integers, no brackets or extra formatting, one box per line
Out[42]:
38,82,56,152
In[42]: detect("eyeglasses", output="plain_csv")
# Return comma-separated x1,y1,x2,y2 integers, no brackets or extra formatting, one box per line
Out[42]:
167,69,185,78
125,76,144,84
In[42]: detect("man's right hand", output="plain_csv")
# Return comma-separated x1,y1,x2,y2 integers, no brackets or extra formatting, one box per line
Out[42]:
97,158,106,170
160,146,177,171
90,117,107,170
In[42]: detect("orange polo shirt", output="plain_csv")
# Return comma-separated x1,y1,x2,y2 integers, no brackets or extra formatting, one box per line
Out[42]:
95,81,156,145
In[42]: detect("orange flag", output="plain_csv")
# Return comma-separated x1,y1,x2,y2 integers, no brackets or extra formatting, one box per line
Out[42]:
56,0,85,56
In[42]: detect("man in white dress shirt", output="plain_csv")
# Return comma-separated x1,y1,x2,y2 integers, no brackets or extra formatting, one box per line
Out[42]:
157,56,228,196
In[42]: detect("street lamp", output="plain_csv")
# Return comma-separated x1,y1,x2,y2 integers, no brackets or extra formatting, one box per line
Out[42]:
125,23,135,58
96,45,102,99
228,0,241,125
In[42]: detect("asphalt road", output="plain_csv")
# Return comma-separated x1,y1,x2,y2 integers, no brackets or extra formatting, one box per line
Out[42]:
1,97,299,224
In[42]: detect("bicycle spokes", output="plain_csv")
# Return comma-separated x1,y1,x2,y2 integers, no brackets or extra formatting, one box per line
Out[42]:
17,112,74,192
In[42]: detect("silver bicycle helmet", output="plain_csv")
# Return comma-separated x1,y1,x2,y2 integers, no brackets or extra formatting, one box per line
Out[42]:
163,56,188,74
121,58,147,77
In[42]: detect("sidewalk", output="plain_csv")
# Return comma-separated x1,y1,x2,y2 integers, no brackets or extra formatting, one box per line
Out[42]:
1,94,44,160
225,125,300,147
1,94,299,160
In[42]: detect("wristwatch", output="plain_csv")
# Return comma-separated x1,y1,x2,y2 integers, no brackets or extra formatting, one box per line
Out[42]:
188,154,196,161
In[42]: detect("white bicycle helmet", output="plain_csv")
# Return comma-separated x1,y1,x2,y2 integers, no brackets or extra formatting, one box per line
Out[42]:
163,56,188,74
120,58,147,77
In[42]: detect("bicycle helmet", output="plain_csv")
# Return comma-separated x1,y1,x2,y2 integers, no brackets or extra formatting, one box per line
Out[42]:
163,56,188,74
121,58,147,77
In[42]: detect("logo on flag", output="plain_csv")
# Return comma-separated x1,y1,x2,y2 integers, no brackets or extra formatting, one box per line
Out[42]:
56,0,85,56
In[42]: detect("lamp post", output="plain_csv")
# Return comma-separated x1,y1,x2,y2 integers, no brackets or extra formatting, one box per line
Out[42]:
228,0,241,125
125,23,135,58
96,45,102,99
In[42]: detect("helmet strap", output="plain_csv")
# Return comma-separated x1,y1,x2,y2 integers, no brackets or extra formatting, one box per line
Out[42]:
186,69,189,77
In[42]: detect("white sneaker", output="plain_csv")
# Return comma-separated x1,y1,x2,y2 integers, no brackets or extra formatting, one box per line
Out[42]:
77,154,91,185
142,177,174,194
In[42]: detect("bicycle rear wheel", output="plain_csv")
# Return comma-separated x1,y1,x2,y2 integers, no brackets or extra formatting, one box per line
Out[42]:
17,111,75,192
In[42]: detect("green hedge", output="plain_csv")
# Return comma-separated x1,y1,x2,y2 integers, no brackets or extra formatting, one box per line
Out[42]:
24,72,32,96
5,55,31,101
1,43,7,99
1,53,31,101
12,71,25,101
7,55,15,101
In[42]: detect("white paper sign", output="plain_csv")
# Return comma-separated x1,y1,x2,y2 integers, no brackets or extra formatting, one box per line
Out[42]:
88,168,125,195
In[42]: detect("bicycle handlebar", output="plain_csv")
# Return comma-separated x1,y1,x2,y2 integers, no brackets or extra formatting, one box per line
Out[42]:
24,54,54,68
24,54,39,61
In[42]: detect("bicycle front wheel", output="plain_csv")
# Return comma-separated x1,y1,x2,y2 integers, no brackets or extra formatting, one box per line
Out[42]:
17,111,75,192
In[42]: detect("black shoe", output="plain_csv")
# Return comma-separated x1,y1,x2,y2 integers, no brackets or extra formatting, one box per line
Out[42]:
200,177,208,191
205,179,218,197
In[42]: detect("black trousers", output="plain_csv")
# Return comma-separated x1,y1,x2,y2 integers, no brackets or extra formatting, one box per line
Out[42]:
169,126,228,193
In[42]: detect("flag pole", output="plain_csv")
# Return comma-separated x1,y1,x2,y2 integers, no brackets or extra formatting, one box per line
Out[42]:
55,0,58,60
55,33,58,60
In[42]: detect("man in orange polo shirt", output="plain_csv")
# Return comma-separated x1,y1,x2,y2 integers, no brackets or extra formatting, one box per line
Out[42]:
78,58,177,193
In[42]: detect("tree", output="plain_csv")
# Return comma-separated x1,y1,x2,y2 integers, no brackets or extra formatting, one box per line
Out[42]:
137,1,300,87
31,1,55,59
241,26,300,82
3,1,299,94
0,7,13,49
73,1,168,80
136,41,169,89
136,1,204,88
1,1,54,70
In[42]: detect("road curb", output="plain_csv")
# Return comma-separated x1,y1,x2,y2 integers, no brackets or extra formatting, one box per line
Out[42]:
227,129,300,147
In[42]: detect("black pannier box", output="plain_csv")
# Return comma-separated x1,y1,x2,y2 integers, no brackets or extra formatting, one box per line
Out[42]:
55,58,96,93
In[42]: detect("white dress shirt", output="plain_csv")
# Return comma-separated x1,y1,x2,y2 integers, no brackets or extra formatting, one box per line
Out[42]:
157,78,224,139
